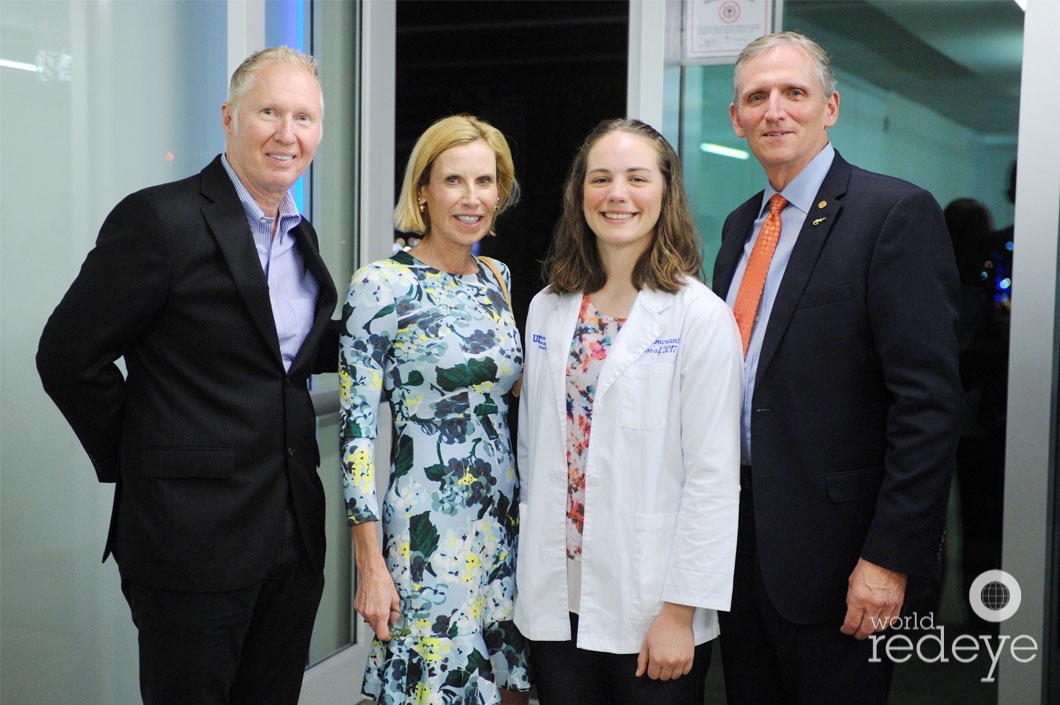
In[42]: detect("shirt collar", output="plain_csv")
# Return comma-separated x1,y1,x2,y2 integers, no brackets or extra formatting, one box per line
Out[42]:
220,153,301,231
762,142,835,216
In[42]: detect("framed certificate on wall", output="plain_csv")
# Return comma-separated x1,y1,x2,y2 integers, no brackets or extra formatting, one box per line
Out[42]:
684,0,782,64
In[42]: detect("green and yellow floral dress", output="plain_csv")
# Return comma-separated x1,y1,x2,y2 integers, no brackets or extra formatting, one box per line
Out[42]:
339,250,529,705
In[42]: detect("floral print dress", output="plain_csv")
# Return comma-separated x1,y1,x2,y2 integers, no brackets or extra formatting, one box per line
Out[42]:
339,250,529,705
564,295,624,611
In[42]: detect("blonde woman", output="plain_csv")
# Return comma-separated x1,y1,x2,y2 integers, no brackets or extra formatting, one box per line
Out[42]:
340,115,530,704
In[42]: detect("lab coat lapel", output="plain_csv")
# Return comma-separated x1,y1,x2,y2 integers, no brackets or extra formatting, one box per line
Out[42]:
595,289,669,400
544,294,582,409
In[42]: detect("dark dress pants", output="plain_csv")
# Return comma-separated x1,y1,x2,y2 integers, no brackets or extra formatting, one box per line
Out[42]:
529,612,712,705
719,468,894,705
121,507,324,705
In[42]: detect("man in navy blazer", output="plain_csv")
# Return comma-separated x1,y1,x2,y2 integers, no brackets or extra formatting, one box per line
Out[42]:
37,48,337,705
712,32,962,704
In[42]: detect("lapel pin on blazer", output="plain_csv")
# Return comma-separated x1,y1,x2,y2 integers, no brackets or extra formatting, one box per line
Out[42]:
813,201,829,226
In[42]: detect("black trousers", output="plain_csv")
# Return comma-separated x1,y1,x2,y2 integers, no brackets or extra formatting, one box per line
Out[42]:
529,612,712,705
719,470,893,705
121,507,324,705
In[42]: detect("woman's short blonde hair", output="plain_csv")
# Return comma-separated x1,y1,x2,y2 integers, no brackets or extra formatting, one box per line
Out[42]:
394,114,520,235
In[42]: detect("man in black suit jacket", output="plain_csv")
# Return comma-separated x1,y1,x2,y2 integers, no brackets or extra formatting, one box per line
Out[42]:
712,32,962,704
37,47,337,705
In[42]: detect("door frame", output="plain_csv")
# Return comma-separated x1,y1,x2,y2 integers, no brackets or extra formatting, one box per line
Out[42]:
298,0,396,702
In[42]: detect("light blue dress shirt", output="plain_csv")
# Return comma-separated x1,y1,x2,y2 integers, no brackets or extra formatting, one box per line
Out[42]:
222,154,319,372
725,143,836,463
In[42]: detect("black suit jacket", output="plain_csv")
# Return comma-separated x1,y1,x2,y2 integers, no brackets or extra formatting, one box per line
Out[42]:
712,151,962,624
37,156,338,592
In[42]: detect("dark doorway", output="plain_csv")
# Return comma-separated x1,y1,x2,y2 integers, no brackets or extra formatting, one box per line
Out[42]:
395,0,629,328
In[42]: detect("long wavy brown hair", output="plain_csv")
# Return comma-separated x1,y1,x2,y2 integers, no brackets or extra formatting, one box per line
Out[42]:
543,118,702,294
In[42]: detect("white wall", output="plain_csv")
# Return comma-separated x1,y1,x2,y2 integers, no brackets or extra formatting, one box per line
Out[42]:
832,70,1016,229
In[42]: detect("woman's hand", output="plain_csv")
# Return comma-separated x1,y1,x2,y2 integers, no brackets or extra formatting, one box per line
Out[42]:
351,522,401,641
636,602,696,680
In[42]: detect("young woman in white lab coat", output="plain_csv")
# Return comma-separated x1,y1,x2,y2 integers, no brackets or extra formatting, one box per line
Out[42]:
515,118,743,704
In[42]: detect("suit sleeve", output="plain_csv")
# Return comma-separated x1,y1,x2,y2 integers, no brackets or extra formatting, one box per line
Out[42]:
312,319,342,373
860,187,963,580
36,193,172,482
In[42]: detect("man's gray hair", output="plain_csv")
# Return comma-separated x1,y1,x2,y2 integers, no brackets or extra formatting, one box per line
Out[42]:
227,46,323,117
732,31,836,104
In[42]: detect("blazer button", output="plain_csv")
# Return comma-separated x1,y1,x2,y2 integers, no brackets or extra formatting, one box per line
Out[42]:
287,448,296,457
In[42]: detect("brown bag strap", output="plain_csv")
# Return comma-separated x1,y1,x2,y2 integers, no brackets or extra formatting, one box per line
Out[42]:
479,256,510,306
479,257,522,398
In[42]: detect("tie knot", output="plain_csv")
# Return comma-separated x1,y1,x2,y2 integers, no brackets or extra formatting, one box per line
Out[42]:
769,193,788,215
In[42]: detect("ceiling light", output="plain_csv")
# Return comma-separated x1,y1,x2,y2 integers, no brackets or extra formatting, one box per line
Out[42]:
700,143,750,160
0,59,38,73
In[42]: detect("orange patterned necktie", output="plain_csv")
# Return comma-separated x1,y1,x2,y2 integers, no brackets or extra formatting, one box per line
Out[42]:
732,194,788,355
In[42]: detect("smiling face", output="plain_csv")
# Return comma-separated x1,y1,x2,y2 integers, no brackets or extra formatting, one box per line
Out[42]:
581,130,664,257
418,139,499,249
222,60,323,213
730,42,839,190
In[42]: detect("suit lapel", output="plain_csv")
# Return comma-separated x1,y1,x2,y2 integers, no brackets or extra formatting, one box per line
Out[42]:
199,159,283,367
289,221,337,376
756,156,851,378
198,157,338,374
713,194,763,299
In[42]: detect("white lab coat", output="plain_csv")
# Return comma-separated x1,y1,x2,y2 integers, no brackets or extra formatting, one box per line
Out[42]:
515,278,743,653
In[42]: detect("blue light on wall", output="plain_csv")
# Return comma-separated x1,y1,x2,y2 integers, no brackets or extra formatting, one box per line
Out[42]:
266,0,307,211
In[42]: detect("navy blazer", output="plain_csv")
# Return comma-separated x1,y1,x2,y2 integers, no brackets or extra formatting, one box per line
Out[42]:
38,156,338,592
712,151,962,624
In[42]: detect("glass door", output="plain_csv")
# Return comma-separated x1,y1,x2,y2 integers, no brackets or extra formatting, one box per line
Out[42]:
300,0,396,701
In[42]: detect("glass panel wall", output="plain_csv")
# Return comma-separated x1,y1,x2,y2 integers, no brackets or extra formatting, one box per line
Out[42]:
302,0,362,668
1,4,227,703
1,0,365,698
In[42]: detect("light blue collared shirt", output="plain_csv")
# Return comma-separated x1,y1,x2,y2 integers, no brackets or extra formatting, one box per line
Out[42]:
726,143,836,463
221,154,319,372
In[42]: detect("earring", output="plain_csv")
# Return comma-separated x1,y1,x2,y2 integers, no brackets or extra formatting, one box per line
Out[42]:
418,200,426,213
